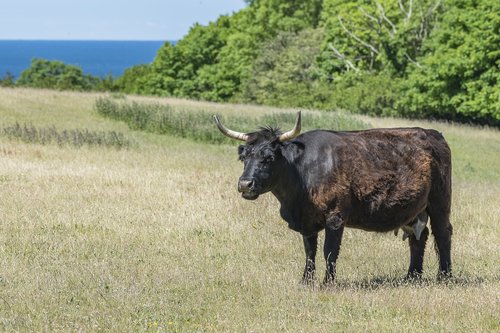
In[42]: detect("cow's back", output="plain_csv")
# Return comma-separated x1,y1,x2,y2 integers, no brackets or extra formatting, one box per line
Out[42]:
292,128,449,231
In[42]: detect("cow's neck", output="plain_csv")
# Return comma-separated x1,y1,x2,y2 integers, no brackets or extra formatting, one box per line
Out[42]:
271,149,302,199
271,155,308,232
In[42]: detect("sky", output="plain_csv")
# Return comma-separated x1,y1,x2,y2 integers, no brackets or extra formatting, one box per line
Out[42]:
0,0,248,41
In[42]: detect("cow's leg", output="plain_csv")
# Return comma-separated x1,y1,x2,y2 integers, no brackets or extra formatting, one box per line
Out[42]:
301,233,318,284
407,226,429,278
428,203,453,279
427,156,453,279
429,213,453,278
323,225,344,285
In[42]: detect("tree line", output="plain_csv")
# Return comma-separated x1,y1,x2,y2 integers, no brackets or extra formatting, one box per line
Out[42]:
2,0,498,126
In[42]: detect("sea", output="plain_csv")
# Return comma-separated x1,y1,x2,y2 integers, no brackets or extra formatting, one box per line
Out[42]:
0,40,168,79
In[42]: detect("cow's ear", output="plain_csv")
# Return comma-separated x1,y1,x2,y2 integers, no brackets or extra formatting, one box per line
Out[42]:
281,141,304,160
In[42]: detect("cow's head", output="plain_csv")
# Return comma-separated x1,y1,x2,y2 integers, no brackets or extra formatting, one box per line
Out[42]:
214,112,301,200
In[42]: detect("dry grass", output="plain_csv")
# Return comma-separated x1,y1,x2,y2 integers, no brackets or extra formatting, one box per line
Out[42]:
0,88,499,332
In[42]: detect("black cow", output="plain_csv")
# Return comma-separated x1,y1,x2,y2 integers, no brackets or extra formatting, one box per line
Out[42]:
214,112,452,285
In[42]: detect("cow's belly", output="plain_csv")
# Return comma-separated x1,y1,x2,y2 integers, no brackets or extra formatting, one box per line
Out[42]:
346,214,415,232
345,198,427,232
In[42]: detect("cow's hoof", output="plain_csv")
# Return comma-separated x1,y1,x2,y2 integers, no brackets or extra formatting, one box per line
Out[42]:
322,274,336,289
437,271,452,282
300,276,316,287
405,271,423,281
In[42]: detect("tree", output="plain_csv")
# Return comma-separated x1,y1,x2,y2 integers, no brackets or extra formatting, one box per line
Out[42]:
0,72,15,87
241,28,331,108
108,0,499,126
116,64,151,94
319,0,443,75
400,0,500,125
17,58,99,91
141,19,230,98
142,0,324,101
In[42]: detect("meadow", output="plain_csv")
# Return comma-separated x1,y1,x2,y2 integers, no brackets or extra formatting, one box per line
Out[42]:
0,88,498,332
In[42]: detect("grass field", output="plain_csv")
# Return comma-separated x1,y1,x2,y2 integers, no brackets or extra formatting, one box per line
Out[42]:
0,88,499,332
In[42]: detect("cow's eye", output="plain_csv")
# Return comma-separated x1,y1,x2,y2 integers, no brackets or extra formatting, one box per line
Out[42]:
238,145,247,161
260,149,275,162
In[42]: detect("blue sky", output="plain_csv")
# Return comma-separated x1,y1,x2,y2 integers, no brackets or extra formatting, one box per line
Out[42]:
0,0,247,41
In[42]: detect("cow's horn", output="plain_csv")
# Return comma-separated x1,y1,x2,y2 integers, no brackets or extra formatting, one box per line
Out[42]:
278,112,302,142
213,115,249,142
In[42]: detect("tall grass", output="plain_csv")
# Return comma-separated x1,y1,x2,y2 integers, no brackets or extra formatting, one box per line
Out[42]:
1,122,133,148
95,97,370,144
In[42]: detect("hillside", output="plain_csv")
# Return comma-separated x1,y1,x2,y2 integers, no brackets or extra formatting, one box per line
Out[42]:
0,88,499,331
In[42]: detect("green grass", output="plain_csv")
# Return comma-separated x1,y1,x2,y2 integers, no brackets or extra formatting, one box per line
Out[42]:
0,88,499,332
1,122,133,148
94,96,370,144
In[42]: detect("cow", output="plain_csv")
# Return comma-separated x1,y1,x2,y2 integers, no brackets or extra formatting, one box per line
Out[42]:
214,112,453,285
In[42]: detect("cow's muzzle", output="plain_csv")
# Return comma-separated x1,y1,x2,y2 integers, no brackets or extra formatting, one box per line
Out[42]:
238,178,259,200
238,178,254,193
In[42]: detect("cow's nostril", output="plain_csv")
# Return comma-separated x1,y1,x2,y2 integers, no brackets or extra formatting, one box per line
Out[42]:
238,179,254,192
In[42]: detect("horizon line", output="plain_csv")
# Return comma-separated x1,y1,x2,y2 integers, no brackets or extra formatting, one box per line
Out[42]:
0,38,175,42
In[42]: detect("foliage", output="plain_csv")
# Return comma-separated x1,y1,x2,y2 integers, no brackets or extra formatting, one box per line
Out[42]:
241,28,333,109
1,122,133,148
95,74,120,92
5,0,500,126
0,72,15,87
398,0,500,125
139,20,231,98
127,0,497,126
16,58,100,91
13,58,125,93
115,64,151,94
94,97,369,144
330,71,401,116
319,0,442,74
139,0,324,100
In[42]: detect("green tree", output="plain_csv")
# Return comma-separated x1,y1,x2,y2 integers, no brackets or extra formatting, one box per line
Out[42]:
142,0,324,101
142,19,230,98
400,0,500,125
96,74,120,92
319,0,442,75
329,71,401,116
17,58,99,91
241,28,331,108
116,64,151,94
0,72,15,87
111,0,499,126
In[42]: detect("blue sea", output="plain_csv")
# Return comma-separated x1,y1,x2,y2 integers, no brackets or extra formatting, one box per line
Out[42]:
0,40,167,78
